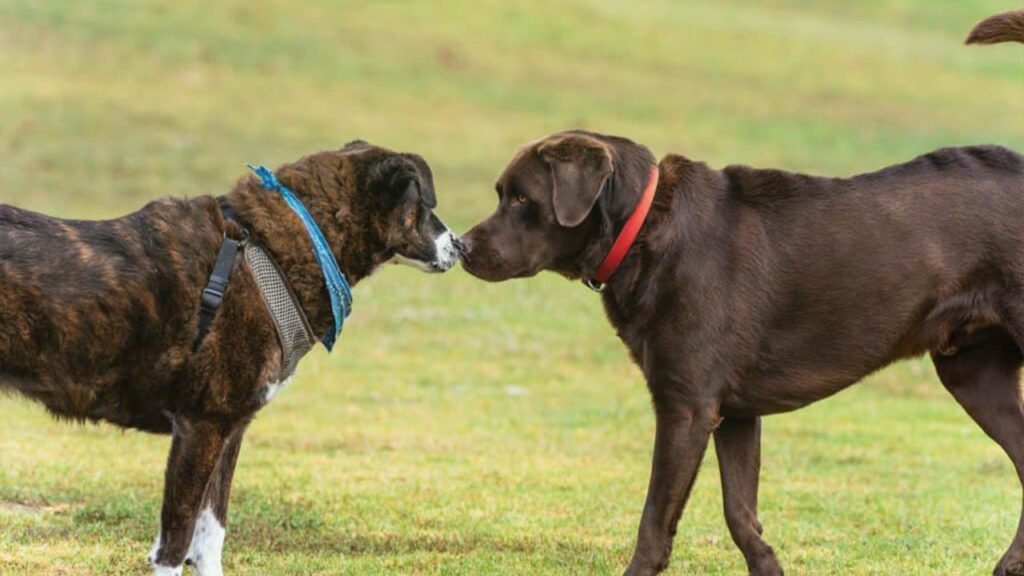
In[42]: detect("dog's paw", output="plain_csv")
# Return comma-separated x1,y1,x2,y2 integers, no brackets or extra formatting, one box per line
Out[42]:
147,533,161,565
151,564,183,576
148,533,183,576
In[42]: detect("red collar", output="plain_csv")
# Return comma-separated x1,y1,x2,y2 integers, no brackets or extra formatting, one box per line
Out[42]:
586,165,659,290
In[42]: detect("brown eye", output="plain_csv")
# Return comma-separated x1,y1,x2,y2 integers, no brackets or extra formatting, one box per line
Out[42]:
514,194,528,205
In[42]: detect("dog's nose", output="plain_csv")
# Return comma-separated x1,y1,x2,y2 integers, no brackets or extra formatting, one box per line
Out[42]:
454,235,469,257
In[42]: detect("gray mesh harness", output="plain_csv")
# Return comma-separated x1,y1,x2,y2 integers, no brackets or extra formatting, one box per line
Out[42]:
243,244,316,379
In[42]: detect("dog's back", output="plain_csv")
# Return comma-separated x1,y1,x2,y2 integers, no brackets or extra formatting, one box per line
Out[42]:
0,199,222,423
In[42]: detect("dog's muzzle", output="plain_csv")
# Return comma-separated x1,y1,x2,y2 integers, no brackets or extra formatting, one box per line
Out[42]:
391,229,464,273
432,230,463,272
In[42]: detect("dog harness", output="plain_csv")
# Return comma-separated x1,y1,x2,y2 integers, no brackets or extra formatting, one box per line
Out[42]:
243,243,317,378
194,227,242,352
193,194,325,380
583,165,660,292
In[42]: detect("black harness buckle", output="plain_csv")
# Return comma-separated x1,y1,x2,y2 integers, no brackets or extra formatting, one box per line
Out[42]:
200,286,225,310
193,198,246,351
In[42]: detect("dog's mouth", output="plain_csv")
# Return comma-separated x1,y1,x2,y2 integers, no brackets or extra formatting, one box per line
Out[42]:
427,257,459,273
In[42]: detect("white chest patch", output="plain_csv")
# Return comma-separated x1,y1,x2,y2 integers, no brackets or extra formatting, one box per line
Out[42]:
263,376,293,405
186,506,225,576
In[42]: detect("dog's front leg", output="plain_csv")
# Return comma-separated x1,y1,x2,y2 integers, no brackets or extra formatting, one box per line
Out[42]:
149,414,230,575
624,398,717,576
714,416,783,576
185,422,250,576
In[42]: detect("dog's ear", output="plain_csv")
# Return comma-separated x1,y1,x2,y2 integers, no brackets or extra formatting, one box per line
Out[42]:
403,154,437,208
538,134,613,227
369,155,436,209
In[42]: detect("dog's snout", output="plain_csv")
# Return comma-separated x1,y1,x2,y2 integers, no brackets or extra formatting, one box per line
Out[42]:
454,235,469,257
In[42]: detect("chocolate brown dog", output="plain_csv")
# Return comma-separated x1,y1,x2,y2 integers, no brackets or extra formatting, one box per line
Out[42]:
461,14,1024,575
0,140,461,575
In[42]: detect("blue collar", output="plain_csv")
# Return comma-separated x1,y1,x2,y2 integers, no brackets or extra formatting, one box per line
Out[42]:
247,164,353,351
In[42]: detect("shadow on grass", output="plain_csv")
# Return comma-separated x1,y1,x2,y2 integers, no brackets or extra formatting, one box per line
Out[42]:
231,518,598,557
229,493,599,558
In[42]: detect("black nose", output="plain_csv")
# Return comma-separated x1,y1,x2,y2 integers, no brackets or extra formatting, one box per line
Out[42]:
454,235,469,257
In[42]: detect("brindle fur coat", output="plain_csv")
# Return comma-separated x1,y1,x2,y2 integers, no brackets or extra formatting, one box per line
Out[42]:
0,141,461,575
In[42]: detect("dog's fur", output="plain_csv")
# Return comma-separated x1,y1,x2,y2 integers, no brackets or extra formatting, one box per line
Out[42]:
0,140,460,575
462,14,1024,576
967,9,1024,45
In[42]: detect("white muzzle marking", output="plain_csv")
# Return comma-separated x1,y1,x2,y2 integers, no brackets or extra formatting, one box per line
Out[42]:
432,229,461,271
392,229,460,272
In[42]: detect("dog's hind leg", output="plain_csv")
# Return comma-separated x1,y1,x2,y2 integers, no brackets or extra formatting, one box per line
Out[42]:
148,415,231,575
185,422,249,576
714,417,783,576
932,327,1024,576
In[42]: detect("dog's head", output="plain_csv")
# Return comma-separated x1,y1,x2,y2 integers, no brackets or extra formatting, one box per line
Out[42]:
461,131,655,282
268,140,463,277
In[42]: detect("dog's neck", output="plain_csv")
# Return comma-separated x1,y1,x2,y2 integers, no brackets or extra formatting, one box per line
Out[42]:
220,182,384,343
596,156,700,332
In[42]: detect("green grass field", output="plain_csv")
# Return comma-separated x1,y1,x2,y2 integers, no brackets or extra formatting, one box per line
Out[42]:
1,0,1023,574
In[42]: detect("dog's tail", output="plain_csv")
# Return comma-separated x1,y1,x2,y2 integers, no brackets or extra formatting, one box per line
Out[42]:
966,10,1024,45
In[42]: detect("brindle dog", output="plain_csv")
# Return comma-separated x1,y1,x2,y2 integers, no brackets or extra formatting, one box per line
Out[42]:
0,140,462,575
461,14,1024,575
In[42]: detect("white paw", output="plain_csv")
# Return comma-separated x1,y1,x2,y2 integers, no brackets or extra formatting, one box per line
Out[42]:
148,529,184,576
151,563,183,576
148,532,180,574
148,531,161,564
186,507,225,576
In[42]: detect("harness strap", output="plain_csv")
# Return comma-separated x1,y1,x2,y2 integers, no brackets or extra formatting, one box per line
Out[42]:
218,196,240,225
193,200,244,351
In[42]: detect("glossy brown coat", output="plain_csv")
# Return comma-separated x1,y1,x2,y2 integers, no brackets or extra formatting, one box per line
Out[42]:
463,126,1024,575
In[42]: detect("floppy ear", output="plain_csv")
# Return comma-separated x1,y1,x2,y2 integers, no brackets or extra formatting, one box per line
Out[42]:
538,134,614,227
404,153,437,208
418,179,437,208
370,155,436,208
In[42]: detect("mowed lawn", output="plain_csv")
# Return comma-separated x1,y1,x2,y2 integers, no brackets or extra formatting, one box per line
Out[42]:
1,0,1023,574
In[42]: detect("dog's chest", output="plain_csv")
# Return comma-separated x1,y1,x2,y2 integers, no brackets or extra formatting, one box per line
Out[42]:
261,377,293,405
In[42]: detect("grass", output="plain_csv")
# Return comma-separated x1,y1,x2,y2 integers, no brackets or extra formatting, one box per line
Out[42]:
1,0,1023,573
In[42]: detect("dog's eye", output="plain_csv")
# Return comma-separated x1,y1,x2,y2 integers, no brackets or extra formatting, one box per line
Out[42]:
513,194,528,205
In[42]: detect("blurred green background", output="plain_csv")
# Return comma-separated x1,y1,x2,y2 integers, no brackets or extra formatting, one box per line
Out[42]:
1,0,1023,574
